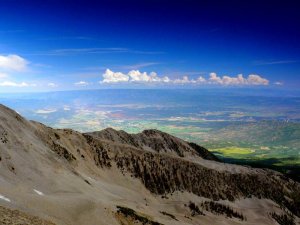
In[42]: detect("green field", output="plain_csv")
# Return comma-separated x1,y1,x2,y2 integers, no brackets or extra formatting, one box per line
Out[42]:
211,147,254,157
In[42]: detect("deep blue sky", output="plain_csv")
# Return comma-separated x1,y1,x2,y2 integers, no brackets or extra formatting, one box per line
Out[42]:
0,0,300,92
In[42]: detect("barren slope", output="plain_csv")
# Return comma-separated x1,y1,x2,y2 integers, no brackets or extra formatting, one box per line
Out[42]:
0,104,299,225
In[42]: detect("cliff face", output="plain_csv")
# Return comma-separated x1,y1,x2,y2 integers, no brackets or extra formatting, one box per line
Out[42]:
0,104,299,225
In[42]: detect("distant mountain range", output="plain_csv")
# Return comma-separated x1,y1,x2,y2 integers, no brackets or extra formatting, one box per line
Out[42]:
0,104,299,225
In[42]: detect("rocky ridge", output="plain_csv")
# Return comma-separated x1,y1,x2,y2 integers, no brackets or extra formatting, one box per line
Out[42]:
0,104,299,225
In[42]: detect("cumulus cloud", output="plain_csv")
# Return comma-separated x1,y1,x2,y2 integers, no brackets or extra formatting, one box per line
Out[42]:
208,73,269,86
101,69,170,83
100,69,270,86
0,54,29,72
222,74,246,85
102,69,129,83
161,76,171,83
128,70,151,82
209,72,223,84
74,81,89,86
197,76,206,83
128,70,170,83
247,74,269,85
174,76,195,84
173,75,207,85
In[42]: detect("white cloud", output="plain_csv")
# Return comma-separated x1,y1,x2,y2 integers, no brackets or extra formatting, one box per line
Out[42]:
161,76,171,83
174,76,195,84
0,81,29,87
247,74,269,85
74,81,89,86
0,54,39,89
102,69,129,83
47,82,57,87
0,54,29,72
0,72,8,79
128,70,151,82
149,72,171,83
208,73,269,86
209,72,223,84
254,60,299,65
274,81,283,86
173,75,207,84
35,109,57,114
221,74,246,85
102,69,171,83
100,69,269,86
197,76,206,83
121,62,160,70
128,70,171,83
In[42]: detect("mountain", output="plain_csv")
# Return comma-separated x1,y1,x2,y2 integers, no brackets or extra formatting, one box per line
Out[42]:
87,127,220,161
0,104,299,225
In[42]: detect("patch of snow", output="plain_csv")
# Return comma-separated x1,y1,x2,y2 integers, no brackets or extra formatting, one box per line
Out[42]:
0,194,11,202
33,189,44,196
87,176,94,180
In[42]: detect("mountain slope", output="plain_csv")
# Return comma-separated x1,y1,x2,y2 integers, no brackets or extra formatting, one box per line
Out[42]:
87,127,220,160
0,104,299,225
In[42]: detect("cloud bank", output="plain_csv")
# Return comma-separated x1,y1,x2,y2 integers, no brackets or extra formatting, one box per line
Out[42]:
208,73,269,85
0,81,30,87
101,69,270,86
102,69,171,83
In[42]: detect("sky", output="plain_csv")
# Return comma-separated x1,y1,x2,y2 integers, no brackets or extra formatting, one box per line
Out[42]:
0,0,300,92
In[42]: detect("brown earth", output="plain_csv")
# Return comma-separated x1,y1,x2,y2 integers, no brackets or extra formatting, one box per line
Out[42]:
0,104,299,225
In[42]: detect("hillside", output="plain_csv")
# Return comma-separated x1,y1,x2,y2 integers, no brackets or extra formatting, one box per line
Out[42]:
87,127,220,161
0,104,299,225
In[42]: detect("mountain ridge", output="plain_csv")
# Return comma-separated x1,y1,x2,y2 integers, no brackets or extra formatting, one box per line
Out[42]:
86,127,220,161
0,104,299,225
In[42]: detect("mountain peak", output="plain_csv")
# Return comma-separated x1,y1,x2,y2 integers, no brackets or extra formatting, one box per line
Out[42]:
87,127,218,160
